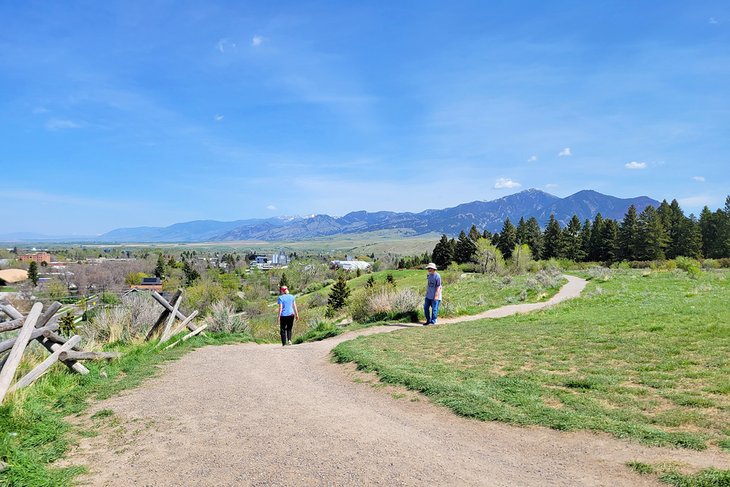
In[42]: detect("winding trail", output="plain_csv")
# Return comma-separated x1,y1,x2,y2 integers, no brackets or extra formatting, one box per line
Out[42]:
66,276,730,486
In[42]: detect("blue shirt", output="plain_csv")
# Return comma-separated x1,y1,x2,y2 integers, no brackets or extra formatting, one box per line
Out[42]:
426,272,442,300
278,293,296,316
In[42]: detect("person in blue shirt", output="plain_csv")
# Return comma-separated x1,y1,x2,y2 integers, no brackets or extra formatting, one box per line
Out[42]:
423,263,442,325
277,285,299,345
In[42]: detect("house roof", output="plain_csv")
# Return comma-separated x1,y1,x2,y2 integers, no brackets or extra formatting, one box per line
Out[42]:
0,268,29,283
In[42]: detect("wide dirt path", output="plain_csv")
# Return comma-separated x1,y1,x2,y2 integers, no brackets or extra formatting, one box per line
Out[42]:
67,276,730,486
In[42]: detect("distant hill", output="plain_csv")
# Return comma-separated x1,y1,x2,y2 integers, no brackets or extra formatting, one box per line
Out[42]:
91,189,659,243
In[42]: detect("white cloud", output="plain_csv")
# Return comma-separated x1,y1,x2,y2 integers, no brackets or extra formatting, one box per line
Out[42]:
215,114,224,121
527,155,538,162
558,147,572,157
709,17,719,24
625,161,647,169
692,176,706,182
46,119,82,130
266,204,277,211
217,38,236,53
251,35,264,47
32,107,49,114
545,183,558,189
494,178,522,189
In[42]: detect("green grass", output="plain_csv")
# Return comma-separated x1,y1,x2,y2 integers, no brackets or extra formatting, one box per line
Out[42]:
301,268,565,319
0,287,16,292
629,462,730,486
0,332,253,486
333,270,730,450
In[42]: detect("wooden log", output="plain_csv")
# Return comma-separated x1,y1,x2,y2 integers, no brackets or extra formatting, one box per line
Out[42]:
8,335,81,393
59,350,121,361
0,303,43,403
36,302,62,328
164,324,207,350
159,293,183,342
39,339,90,375
145,289,182,340
42,330,83,351
0,323,59,355
165,310,199,343
0,304,23,320
0,318,23,333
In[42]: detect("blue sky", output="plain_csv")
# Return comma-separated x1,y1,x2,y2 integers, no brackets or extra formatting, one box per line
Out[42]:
2,1,729,235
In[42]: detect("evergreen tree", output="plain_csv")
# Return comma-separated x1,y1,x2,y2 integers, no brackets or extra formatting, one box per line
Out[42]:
638,205,669,260
154,254,166,279
699,206,720,258
562,215,583,261
675,214,703,258
601,219,620,263
588,213,605,261
468,224,481,242
182,260,200,286
279,272,290,289
386,273,396,287
497,219,517,259
328,273,351,311
482,229,492,241
365,275,375,288
619,205,641,261
515,217,528,244
28,261,39,287
432,234,454,268
454,230,477,263
580,219,592,262
542,215,562,259
525,217,543,260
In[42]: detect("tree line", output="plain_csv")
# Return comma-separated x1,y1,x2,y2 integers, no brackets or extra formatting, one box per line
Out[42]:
431,196,730,267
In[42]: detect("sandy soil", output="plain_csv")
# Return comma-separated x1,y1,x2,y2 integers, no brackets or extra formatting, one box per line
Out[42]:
63,276,730,486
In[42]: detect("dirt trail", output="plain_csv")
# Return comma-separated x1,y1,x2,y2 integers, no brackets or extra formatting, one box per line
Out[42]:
65,276,730,486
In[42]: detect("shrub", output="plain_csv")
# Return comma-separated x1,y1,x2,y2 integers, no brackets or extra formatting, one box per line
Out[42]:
675,256,702,279
203,301,249,334
351,287,421,323
587,266,613,282
293,321,340,344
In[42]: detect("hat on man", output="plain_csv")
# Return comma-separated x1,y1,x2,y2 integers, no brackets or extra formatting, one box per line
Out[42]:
426,263,437,270
280,285,288,292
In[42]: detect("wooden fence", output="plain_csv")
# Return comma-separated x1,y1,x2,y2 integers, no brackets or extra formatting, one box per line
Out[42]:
0,289,202,404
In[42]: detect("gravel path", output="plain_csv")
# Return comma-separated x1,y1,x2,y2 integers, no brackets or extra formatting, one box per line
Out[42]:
66,276,730,486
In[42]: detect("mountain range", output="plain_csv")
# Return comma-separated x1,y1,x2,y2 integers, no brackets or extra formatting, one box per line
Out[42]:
90,189,658,243
0,189,659,243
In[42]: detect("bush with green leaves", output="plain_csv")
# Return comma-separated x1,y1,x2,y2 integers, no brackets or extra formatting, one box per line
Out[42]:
675,256,702,279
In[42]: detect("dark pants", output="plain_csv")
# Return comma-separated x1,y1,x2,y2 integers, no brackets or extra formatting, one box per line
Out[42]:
280,315,294,345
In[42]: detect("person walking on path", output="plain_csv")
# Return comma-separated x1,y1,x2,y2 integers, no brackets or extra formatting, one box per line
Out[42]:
277,285,299,345
423,263,442,325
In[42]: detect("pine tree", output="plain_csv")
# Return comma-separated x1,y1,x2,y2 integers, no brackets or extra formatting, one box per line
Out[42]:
497,219,516,259
675,214,703,258
638,205,669,260
482,229,492,241
182,260,200,286
562,215,583,261
468,224,481,242
154,254,166,279
454,230,477,263
516,217,528,244
619,205,641,261
432,234,454,268
365,275,375,288
328,273,351,311
602,219,620,262
28,261,39,287
525,217,543,260
580,219,592,262
542,215,562,259
589,213,605,261
279,272,289,289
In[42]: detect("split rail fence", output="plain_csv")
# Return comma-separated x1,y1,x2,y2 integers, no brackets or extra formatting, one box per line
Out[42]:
0,289,203,404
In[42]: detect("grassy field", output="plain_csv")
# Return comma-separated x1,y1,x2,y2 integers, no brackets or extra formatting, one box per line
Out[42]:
0,333,253,486
333,269,730,451
300,268,565,320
